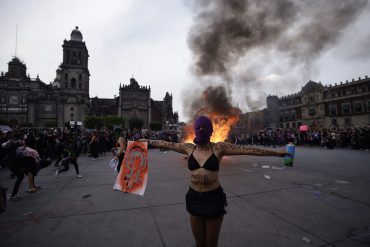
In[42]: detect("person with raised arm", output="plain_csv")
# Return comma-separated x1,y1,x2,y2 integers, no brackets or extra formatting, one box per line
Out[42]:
140,115,290,247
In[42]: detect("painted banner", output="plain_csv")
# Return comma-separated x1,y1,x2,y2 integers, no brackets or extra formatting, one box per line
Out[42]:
113,141,148,196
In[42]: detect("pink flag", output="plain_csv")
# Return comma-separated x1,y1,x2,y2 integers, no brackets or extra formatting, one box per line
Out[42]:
113,141,148,196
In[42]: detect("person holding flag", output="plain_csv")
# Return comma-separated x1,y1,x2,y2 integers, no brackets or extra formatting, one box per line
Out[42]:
139,115,291,247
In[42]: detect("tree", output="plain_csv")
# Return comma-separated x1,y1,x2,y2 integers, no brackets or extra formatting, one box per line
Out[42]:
44,121,58,128
150,122,162,131
20,122,33,127
0,119,8,125
85,116,104,130
128,117,144,130
104,115,125,130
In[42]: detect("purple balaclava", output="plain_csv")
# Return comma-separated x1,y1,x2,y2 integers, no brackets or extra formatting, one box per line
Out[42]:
193,116,213,145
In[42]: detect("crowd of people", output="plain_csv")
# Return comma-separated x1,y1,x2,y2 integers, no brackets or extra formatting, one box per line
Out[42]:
0,127,182,200
1,125,369,202
1,121,369,246
232,126,370,150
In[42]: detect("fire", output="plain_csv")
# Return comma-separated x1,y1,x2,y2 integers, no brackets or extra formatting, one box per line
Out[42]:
182,111,239,143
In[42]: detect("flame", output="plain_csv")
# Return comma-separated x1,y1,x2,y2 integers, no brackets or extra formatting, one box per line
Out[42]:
182,110,239,143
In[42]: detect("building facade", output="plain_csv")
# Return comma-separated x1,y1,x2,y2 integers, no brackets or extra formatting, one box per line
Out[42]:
0,27,90,128
89,97,119,116
0,27,179,130
118,78,151,128
114,77,178,129
267,77,370,129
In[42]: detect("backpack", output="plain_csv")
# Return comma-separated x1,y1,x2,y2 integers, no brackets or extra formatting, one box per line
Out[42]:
16,146,41,164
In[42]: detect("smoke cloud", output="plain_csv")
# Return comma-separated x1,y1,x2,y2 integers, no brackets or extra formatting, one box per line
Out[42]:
184,0,367,118
187,85,238,118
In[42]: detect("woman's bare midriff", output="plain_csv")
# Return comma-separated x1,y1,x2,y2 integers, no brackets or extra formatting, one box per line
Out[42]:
189,169,220,192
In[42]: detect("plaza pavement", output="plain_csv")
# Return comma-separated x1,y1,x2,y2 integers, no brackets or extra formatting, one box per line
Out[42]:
0,146,370,247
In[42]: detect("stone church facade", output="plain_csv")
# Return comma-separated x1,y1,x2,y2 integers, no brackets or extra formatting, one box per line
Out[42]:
1,26,178,130
118,78,151,128
118,78,178,129
0,27,90,128
90,78,178,130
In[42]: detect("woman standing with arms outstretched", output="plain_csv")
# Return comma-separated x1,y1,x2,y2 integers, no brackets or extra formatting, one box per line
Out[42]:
140,116,290,247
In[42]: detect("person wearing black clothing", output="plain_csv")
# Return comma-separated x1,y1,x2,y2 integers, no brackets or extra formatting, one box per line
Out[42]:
113,136,127,173
0,130,7,169
2,133,23,200
2,133,41,200
12,156,39,196
139,116,290,247
55,139,82,178
89,132,99,160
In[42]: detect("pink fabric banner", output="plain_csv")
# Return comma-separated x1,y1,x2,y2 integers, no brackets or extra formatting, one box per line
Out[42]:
113,141,148,196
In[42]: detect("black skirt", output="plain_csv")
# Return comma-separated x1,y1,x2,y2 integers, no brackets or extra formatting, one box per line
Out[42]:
186,186,227,219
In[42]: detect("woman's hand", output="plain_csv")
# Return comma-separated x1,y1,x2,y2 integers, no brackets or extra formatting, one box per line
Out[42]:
283,152,294,158
272,150,294,157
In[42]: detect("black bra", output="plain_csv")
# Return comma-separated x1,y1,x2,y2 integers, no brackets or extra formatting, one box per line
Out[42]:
188,144,219,171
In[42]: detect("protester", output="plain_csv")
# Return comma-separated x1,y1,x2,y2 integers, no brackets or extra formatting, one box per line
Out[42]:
0,130,7,169
55,137,82,178
89,131,99,160
139,116,289,247
2,133,42,200
113,136,127,173
0,177,6,213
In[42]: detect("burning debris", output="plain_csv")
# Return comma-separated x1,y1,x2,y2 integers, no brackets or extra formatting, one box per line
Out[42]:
182,86,240,143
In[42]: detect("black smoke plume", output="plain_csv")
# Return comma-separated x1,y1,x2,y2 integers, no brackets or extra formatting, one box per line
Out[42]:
184,0,367,117
187,85,239,118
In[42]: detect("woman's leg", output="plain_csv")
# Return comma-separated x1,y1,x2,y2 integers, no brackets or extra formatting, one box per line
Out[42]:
23,158,38,191
117,156,124,173
190,214,206,247
54,156,62,167
27,173,37,191
11,172,24,197
58,162,69,173
70,158,80,175
205,216,224,247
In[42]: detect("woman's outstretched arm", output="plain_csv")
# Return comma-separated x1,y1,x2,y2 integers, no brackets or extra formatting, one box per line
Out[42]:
139,139,194,155
215,142,288,157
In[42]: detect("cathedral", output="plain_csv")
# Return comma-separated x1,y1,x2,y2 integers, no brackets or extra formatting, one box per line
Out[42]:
0,27,89,128
90,77,178,129
0,27,178,129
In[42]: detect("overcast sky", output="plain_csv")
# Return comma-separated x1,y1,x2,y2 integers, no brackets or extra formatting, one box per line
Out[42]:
1,0,369,122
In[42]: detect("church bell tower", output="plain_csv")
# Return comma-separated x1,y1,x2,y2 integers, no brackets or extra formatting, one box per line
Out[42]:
54,26,90,128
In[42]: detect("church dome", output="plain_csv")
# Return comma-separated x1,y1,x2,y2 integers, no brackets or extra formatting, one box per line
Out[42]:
70,26,83,41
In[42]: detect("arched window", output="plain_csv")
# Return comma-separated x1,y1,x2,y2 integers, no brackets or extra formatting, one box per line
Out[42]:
71,78,76,89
